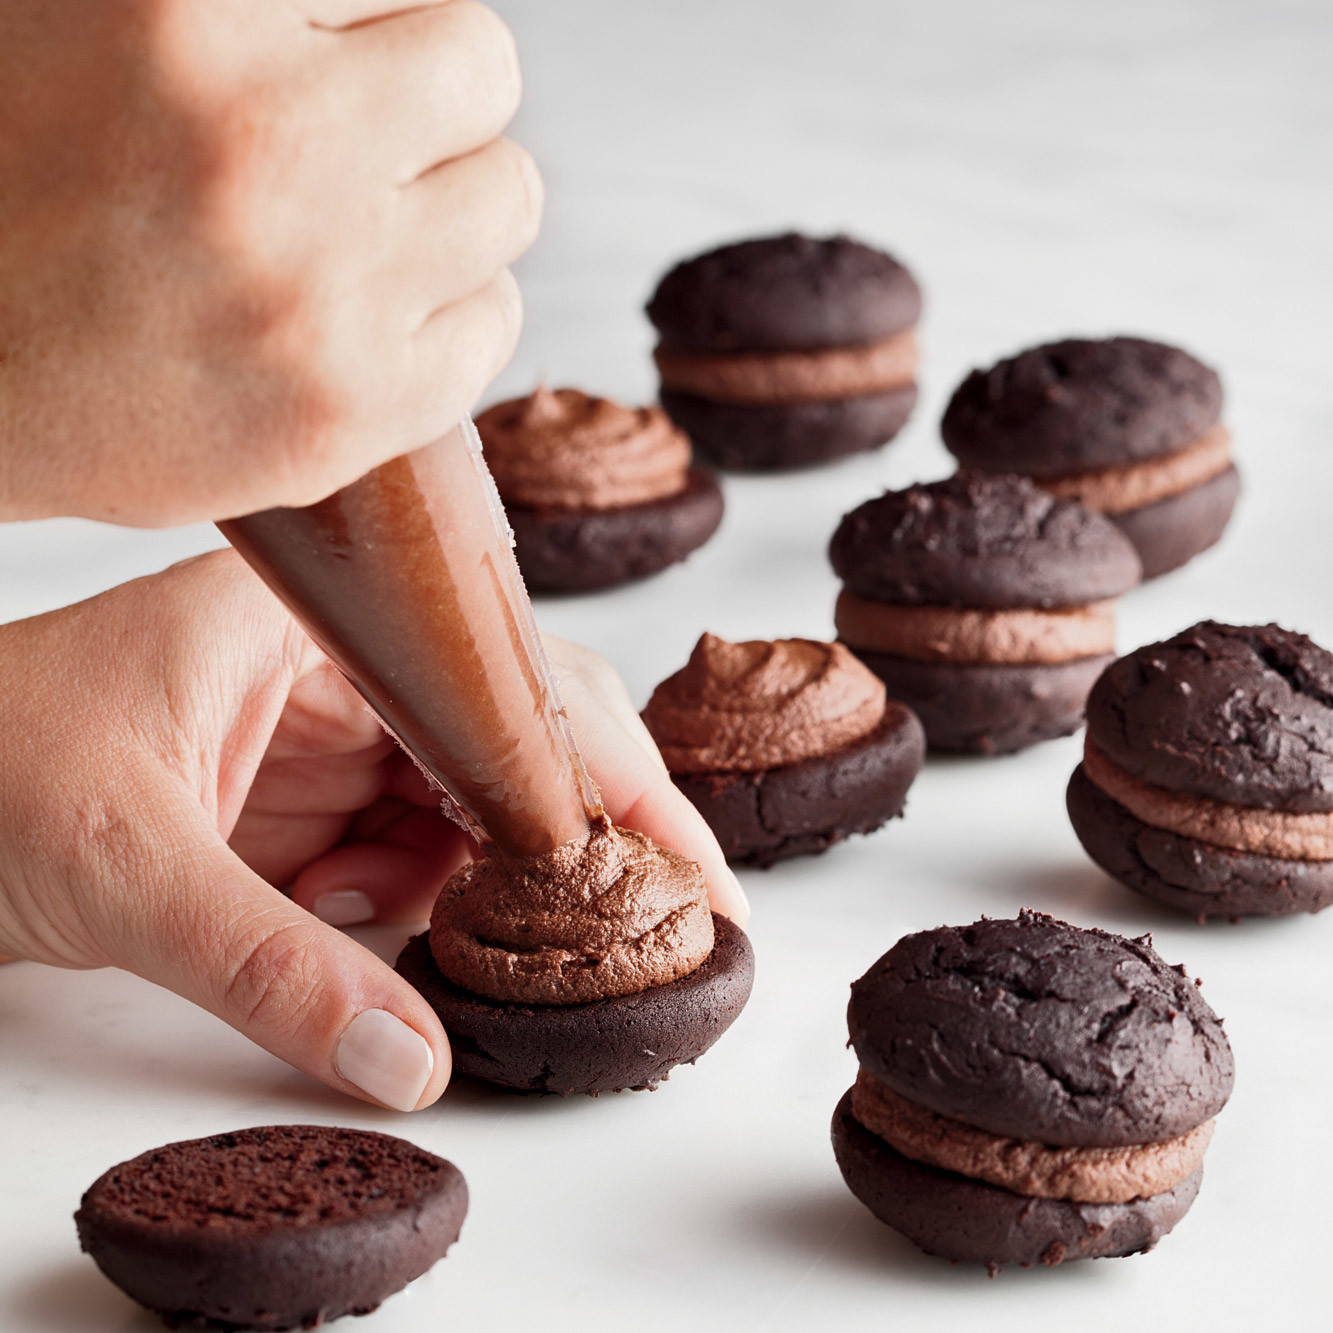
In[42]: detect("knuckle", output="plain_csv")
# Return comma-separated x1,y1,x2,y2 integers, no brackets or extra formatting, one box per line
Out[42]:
220,917,324,1034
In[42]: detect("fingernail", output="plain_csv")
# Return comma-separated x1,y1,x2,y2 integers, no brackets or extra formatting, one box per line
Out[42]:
313,890,375,926
335,1009,434,1111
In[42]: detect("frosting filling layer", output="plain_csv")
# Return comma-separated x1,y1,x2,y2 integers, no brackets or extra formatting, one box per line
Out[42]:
1040,425,1232,515
1083,742,1333,861
477,387,691,511
851,1069,1212,1204
429,822,714,1005
834,591,1116,665
653,330,918,405
642,634,886,774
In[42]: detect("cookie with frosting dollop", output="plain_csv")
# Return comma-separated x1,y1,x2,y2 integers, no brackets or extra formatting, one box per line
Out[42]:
642,634,924,867
476,386,723,592
396,820,753,1094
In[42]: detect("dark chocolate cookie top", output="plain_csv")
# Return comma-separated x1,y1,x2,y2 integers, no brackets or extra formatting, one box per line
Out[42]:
646,232,921,353
829,472,1141,609
77,1125,464,1233
848,912,1234,1148
941,336,1223,477
1086,621,1333,812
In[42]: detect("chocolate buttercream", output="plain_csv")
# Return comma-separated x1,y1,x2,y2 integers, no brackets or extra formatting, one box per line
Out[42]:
429,823,714,1006
476,387,691,512
851,1070,1212,1205
834,592,1116,665
1041,425,1232,515
642,634,887,774
653,330,919,405
1084,742,1333,861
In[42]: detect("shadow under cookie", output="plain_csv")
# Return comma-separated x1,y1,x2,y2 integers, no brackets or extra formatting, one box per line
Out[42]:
831,1091,1200,1270
669,705,925,867
1067,763,1333,919
507,466,723,593
1107,463,1239,580
660,385,917,471
847,650,1114,754
395,914,754,1095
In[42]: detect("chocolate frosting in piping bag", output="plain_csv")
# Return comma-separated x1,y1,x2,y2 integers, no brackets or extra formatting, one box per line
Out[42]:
220,418,601,855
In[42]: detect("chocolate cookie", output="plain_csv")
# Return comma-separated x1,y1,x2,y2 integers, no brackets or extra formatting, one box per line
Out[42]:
647,233,922,470
396,913,754,1094
829,473,1141,753
641,635,925,866
476,387,723,593
941,336,1238,577
507,466,723,593
76,1125,467,1330
833,912,1233,1269
831,1095,1202,1271
1070,621,1333,919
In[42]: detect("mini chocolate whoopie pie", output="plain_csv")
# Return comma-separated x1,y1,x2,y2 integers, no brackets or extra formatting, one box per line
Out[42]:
832,912,1233,1271
475,387,723,593
76,1125,467,1330
1069,621,1333,920
829,472,1142,754
646,232,921,470
641,634,925,867
942,336,1239,579
396,822,753,1094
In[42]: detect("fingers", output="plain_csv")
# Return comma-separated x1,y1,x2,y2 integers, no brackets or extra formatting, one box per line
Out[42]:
291,804,473,926
546,637,750,927
132,819,452,1111
391,138,542,322
329,1,521,182
398,268,523,446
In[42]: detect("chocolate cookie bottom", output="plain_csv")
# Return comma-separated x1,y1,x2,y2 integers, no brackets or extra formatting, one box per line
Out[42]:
845,649,1113,754
506,466,723,594
670,704,925,868
76,1126,467,1332
659,383,917,471
831,1091,1200,1269
1067,763,1333,920
1109,463,1239,580
396,914,754,1095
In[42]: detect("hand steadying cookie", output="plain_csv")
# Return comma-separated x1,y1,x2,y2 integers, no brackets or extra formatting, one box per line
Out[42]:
0,551,748,1110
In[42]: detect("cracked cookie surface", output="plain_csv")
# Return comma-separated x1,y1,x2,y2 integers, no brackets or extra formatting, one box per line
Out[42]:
847,911,1234,1146
1086,621,1333,812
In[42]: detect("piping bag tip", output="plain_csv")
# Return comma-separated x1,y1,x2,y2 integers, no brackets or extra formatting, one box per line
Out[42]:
220,414,605,859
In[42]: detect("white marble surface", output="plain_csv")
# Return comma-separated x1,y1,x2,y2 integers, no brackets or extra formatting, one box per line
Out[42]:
2,1,1331,1329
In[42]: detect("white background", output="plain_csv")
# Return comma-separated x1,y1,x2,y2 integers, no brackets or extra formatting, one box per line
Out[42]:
2,1,1331,1328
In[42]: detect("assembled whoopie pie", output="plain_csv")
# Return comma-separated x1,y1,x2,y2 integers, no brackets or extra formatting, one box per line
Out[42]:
942,336,1238,579
1069,621,1333,919
832,913,1234,1271
641,634,925,867
476,386,723,592
76,1125,467,1331
396,821,753,1094
830,472,1142,753
647,232,921,470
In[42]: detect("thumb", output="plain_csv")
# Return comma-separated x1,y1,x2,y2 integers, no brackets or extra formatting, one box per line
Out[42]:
117,823,451,1113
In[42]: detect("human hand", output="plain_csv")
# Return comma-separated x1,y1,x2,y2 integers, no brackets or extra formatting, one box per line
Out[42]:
0,550,747,1109
0,0,539,525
